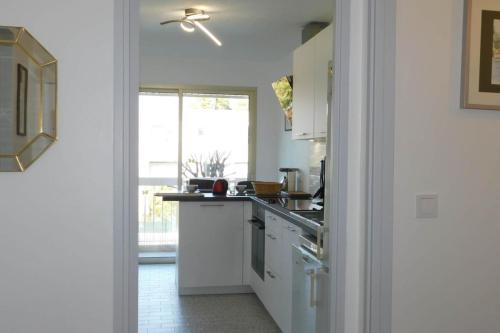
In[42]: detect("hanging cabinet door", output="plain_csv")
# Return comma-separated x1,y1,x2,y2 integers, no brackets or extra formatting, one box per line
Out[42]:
292,37,316,140
314,25,333,138
292,25,333,140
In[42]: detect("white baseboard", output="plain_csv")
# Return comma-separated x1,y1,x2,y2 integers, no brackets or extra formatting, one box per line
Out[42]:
179,285,253,296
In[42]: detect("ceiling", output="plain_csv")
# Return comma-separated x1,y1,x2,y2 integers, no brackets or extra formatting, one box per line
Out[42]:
140,0,334,62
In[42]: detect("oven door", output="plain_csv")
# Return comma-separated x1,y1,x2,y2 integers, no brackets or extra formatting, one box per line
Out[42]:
251,219,265,280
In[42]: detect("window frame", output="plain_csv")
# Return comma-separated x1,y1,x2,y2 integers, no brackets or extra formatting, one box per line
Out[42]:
139,85,257,189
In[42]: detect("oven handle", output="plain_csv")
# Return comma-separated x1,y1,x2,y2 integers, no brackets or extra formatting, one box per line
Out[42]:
248,218,265,229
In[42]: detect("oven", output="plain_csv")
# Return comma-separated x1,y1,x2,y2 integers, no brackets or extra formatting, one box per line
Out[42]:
249,203,265,280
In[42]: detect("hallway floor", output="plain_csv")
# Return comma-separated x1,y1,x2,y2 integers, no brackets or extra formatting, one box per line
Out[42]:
139,264,280,333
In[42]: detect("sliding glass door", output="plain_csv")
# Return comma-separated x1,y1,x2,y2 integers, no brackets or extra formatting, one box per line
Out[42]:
138,87,256,258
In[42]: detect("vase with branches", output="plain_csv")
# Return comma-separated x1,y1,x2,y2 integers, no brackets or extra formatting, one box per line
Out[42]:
182,150,232,179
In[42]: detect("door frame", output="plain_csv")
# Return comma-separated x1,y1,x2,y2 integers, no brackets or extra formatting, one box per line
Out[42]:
114,0,139,332
113,0,397,332
364,0,396,332
329,0,395,332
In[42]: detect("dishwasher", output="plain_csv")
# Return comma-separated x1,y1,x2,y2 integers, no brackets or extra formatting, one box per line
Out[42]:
292,245,330,333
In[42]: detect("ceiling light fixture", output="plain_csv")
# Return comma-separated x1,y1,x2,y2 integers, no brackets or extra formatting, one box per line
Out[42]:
180,20,195,32
185,8,210,21
160,8,222,47
193,21,222,46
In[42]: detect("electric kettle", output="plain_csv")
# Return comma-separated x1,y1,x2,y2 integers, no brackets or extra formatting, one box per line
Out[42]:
212,179,228,195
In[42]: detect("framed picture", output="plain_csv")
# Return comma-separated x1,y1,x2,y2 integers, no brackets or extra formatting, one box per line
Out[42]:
16,63,28,136
462,0,500,110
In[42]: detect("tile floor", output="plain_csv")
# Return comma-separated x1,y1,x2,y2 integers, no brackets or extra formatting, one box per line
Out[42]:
139,264,281,333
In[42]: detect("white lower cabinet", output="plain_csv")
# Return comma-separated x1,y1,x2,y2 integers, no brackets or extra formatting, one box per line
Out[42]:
265,212,284,277
281,221,303,333
251,267,267,306
260,211,302,333
178,201,244,294
177,199,303,333
264,211,286,330
264,265,286,330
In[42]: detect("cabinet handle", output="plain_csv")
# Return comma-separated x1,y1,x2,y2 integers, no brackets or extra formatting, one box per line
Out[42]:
297,132,310,136
266,233,277,240
316,226,328,260
266,270,276,279
306,269,317,308
200,204,224,207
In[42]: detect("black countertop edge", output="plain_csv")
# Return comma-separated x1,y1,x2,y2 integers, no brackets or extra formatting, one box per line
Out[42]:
251,198,319,235
155,192,320,234
155,193,252,201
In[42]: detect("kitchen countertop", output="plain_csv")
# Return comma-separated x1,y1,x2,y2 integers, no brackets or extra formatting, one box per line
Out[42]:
155,192,322,235
155,192,252,201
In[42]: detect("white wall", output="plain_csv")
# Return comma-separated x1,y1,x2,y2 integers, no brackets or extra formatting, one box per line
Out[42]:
393,1,500,332
0,1,115,333
141,54,299,181
277,130,311,189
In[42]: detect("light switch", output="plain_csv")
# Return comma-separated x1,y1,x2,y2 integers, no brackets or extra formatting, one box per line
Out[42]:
416,194,439,219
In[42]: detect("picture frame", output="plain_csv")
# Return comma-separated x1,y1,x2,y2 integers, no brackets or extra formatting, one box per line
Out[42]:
462,0,500,110
16,63,28,136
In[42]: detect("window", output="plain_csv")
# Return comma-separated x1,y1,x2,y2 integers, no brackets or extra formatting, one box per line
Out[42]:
138,87,256,253
139,92,179,183
182,93,253,183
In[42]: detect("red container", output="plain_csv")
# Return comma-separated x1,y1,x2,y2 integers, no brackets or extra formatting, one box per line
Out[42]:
212,179,228,195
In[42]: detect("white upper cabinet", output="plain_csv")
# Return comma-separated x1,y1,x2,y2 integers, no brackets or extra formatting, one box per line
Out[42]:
292,25,333,140
292,37,316,140
314,25,333,137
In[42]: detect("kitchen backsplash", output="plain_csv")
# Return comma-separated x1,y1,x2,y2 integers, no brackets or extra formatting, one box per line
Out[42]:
308,139,327,194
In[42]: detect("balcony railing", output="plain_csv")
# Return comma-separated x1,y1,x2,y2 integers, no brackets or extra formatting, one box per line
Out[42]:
138,180,178,253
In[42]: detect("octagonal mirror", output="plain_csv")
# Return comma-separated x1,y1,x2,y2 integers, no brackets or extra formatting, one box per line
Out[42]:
0,26,57,172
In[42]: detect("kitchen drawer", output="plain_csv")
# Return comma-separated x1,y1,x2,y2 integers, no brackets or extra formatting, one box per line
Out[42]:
281,221,303,333
265,225,283,277
264,266,286,331
265,211,284,276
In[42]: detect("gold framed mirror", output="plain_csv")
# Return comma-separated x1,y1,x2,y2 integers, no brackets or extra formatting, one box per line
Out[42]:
0,26,57,172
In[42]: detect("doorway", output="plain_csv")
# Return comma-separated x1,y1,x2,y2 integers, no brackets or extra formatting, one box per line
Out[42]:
113,1,357,333
137,87,265,332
